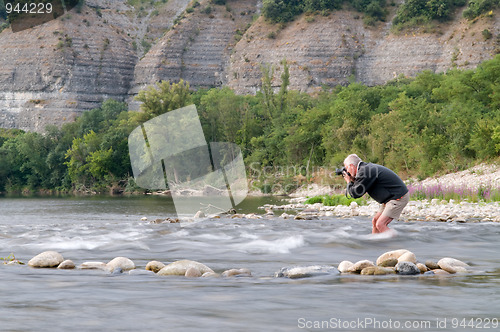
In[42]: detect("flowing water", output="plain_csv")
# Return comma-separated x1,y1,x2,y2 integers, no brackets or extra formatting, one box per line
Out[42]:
0,196,499,331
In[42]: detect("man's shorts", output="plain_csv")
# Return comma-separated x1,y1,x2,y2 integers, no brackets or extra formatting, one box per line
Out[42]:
377,192,410,220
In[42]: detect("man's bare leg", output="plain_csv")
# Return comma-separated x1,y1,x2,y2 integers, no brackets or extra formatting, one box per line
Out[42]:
371,212,382,234
375,215,394,233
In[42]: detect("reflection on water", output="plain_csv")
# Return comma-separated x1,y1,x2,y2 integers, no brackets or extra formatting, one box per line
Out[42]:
0,196,499,331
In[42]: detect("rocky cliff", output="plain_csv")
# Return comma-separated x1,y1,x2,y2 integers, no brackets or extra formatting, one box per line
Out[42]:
0,0,498,131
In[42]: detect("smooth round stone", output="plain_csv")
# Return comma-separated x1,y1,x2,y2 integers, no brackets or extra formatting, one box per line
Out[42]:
378,258,398,267
28,251,64,268
438,257,469,274
157,260,214,276
185,267,202,277
425,260,440,270
79,262,107,270
432,269,451,275
145,261,165,273
423,270,435,275
57,260,75,269
416,263,428,273
337,260,354,273
201,271,220,278
221,268,252,277
360,266,395,275
375,249,409,266
275,265,339,279
347,260,375,273
398,251,417,264
395,261,421,275
107,257,135,272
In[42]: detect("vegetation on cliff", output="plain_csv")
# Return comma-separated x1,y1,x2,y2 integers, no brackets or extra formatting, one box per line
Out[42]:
0,56,499,194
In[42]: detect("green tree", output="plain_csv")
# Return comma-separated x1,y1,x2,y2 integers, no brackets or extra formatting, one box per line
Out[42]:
135,80,191,117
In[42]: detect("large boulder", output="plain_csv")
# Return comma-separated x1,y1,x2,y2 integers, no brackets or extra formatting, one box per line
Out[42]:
28,251,64,268
157,260,214,276
275,265,339,279
438,258,469,274
107,257,135,272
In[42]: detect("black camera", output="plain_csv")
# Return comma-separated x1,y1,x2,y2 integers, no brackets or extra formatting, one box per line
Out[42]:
335,167,346,176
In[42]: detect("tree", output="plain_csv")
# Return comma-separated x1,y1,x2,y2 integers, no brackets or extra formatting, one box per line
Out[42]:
135,80,191,117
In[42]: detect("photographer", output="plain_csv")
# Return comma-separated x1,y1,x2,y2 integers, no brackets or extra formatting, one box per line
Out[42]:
341,154,409,234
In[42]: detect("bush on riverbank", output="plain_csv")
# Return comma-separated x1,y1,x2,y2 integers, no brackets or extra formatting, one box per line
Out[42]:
305,194,366,206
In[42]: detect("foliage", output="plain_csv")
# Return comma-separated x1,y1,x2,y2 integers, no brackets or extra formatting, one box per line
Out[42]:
1,56,499,194
463,0,499,20
262,0,387,24
392,0,467,31
305,194,367,206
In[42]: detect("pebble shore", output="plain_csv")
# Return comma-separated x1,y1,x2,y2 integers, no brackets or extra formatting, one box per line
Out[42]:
260,198,500,223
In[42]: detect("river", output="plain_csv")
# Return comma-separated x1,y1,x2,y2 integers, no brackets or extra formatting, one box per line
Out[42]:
0,196,499,331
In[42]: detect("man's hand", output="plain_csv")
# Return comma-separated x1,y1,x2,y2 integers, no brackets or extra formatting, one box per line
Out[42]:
343,171,354,183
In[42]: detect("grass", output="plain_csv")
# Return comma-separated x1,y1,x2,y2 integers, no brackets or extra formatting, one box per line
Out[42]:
407,183,500,203
305,194,366,206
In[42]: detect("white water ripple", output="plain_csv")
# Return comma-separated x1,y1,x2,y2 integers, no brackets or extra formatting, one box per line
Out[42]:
235,235,305,254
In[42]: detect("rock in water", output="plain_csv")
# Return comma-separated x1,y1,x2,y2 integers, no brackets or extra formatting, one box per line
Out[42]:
221,268,252,277
397,251,417,264
185,267,202,278
425,260,440,270
376,249,410,266
107,257,135,272
416,263,428,273
275,265,339,279
395,262,421,275
28,251,64,268
79,262,108,270
437,257,469,274
337,260,354,273
360,266,395,275
157,260,214,276
146,261,165,273
347,260,375,273
57,260,75,269
378,258,398,267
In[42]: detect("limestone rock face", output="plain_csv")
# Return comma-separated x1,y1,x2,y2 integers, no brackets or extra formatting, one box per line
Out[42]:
0,1,498,131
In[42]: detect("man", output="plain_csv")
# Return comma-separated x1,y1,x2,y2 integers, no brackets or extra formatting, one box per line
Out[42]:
342,154,409,234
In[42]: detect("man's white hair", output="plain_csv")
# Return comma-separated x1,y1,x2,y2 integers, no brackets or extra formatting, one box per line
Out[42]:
344,154,362,166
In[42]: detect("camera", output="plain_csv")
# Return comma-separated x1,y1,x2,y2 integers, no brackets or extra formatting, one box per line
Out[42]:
335,167,346,175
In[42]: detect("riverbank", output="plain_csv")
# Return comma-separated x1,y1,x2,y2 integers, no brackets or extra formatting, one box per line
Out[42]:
260,163,500,223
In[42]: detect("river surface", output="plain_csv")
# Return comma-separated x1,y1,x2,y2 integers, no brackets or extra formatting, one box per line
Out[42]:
0,196,499,331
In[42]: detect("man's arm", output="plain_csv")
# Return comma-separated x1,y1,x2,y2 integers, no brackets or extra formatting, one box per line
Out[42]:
345,165,378,198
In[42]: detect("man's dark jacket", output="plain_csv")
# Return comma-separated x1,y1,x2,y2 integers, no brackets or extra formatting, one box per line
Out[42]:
346,162,408,204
